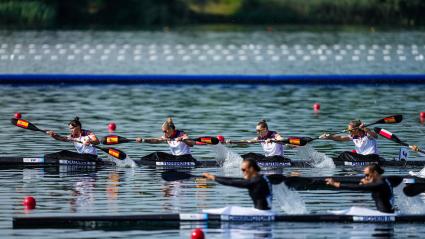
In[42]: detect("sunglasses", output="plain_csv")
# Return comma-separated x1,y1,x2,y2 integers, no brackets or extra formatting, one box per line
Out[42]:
256,129,266,134
364,173,371,178
241,168,248,172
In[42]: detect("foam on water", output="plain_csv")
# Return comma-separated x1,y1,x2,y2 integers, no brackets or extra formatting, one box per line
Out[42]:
107,155,137,168
394,184,425,214
274,184,308,214
213,143,243,169
296,145,336,168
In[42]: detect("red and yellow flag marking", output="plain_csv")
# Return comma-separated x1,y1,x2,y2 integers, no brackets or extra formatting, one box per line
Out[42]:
108,149,121,158
383,117,397,123
107,136,119,144
289,138,301,145
16,119,29,128
200,137,212,144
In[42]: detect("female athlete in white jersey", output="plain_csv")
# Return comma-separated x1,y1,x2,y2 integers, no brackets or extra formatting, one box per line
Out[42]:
232,119,291,163
136,117,198,164
46,117,100,160
320,119,381,162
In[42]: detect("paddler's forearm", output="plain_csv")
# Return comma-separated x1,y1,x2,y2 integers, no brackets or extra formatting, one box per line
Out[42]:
142,138,166,144
50,133,69,142
182,138,195,147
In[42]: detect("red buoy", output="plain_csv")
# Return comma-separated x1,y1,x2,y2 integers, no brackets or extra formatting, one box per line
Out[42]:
14,112,22,119
217,135,225,143
313,103,320,112
191,228,205,239
23,196,36,209
420,112,425,119
108,122,117,132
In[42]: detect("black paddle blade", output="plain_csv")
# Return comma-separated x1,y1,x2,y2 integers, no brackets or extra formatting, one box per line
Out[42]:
99,147,127,160
403,183,425,197
385,176,403,187
193,137,219,145
11,118,44,132
102,135,131,145
374,127,407,146
161,170,195,181
373,115,403,125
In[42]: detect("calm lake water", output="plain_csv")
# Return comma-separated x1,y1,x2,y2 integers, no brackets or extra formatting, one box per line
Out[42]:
1,28,425,238
0,85,424,238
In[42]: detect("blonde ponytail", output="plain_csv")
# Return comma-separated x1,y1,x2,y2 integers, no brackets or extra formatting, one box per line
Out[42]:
162,117,175,130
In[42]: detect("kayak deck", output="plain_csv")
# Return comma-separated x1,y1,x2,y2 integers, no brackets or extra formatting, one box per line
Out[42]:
13,213,425,229
0,156,423,168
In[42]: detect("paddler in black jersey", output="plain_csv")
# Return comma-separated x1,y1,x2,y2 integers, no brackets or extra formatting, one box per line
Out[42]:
325,164,395,213
203,158,287,210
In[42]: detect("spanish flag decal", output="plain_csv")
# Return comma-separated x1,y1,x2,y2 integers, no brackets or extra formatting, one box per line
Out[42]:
289,138,301,145
107,136,119,144
17,119,29,128
200,138,212,144
383,117,397,123
108,149,120,158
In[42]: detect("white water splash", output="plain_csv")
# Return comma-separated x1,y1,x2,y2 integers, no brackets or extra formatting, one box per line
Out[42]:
274,184,308,214
108,155,137,168
409,167,425,178
394,184,425,214
213,143,243,169
295,145,335,168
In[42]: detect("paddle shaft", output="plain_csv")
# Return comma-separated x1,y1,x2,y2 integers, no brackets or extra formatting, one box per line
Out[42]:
374,127,425,154
314,115,403,142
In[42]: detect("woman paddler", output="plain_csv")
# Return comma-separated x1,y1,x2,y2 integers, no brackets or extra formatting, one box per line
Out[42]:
320,119,381,163
203,158,287,210
326,164,395,213
228,119,291,163
46,117,100,160
136,117,198,164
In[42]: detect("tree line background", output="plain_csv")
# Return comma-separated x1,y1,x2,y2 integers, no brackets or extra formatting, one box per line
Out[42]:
1,0,424,28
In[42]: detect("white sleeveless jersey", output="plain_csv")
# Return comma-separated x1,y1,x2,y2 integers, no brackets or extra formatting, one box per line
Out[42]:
167,130,191,156
69,130,97,155
259,131,284,157
352,135,379,155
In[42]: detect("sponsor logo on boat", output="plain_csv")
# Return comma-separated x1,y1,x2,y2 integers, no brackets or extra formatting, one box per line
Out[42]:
23,158,45,163
179,213,208,221
353,216,395,222
59,160,96,166
344,161,377,166
257,162,291,167
156,161,196,167
221,215,275,222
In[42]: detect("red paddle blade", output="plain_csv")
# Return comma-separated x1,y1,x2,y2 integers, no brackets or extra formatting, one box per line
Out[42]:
194,137,219,145
102,135,131,145
11,118,43,132
375,115,403,124
374,127,407,146
104,147,127,160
